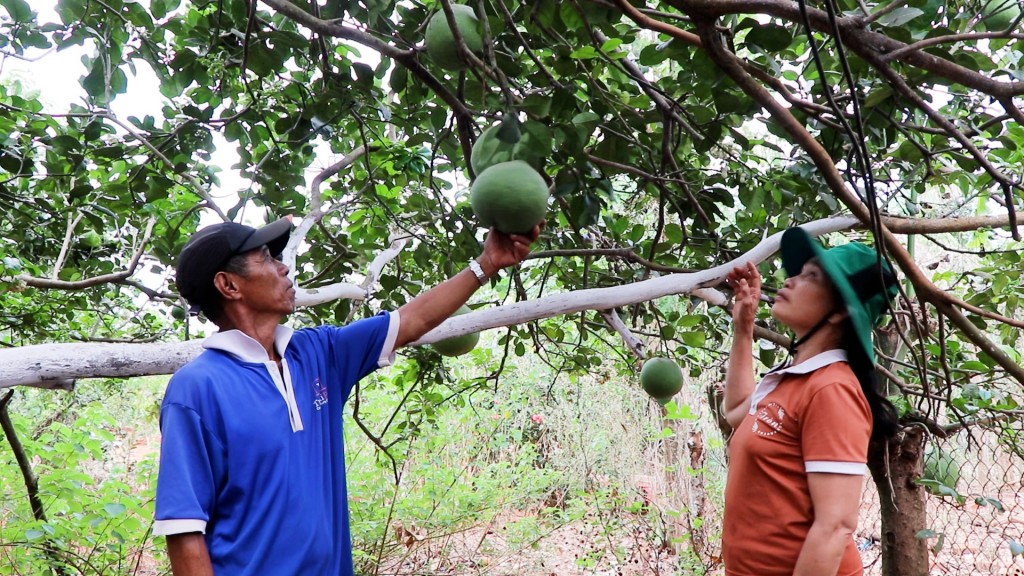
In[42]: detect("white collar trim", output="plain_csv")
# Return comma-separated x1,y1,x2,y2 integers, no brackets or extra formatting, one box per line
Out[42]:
748,349,848,414
203,325,295,363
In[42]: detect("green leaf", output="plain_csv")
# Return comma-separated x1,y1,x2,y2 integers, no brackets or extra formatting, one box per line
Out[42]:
876,7,925,26
496,115,521,144
521,93,552,117
975,496,1005,512
558,2,583,28
0,0,33,22
863,86,893,108
652,426,675,439
569,46,599,59
681,331,705,348
81,60,107,100
390,66,408,94
600,38,623,52
572,112,600,127
744,23,793,52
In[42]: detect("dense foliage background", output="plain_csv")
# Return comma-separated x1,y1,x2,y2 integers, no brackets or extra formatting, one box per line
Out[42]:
1,0,1023,573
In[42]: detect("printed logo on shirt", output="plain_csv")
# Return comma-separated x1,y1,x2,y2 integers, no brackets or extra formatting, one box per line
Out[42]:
312,378,328,410
751,401,785,437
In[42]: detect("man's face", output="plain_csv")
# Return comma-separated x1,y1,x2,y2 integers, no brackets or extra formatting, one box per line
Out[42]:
230,246,296,316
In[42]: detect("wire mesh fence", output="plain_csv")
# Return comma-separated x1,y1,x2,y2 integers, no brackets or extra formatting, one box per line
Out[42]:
857,431,1024,575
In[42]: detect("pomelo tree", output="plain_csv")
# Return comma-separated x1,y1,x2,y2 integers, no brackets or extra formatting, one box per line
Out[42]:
1,0,1023,573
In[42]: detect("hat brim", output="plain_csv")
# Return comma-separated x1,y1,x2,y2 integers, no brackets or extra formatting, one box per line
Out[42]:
779,227,876,363
239,217,292,257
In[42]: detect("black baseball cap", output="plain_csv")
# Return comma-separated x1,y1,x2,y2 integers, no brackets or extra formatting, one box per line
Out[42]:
176,217,293,310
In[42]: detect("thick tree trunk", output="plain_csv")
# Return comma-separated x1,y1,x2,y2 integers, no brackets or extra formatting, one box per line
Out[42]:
867,426,929,576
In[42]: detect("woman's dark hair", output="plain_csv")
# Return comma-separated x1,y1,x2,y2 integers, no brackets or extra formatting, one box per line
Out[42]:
839,320,900,443
805,256,900,442
198,252,251,323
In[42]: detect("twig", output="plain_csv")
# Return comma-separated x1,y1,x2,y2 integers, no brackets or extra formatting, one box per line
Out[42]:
0,392,69,575
52,213,85,280
15,218,156,290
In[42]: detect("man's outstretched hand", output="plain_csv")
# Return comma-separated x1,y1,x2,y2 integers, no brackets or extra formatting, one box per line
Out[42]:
477,223,543,276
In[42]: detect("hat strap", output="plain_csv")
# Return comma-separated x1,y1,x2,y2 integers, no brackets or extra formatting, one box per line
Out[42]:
786,311,836,362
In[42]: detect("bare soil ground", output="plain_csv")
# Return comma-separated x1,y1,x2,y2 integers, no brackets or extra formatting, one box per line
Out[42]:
378,510,683,576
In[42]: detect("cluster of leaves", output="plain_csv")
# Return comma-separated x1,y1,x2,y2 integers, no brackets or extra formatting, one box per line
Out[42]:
0,380,163,574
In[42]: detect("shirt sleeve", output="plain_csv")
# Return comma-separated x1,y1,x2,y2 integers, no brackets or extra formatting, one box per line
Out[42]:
153,402,225,536
800,380,872,475
319,311,400,403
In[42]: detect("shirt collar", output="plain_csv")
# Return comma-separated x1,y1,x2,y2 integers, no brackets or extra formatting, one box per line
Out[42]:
203,325,295,363
769,348,848,377
749,349,848,414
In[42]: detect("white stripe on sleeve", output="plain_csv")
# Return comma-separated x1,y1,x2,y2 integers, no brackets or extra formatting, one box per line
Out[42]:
805,461,867,475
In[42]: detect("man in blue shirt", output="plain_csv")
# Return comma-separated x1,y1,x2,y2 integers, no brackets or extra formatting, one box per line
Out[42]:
154,217,539,575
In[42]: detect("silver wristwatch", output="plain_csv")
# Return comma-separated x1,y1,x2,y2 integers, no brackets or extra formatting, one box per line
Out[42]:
468,260,489,286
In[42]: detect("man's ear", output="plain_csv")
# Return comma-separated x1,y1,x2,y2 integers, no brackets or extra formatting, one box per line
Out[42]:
213,271,243,302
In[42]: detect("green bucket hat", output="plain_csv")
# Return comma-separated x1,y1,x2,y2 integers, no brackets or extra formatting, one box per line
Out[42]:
779,227,899,363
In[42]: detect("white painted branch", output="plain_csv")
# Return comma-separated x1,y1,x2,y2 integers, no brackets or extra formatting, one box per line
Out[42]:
411,217,854,344
0,216,856,388
53,213,84,280
292,230,409,307
599,309,646,360
362,232,410,294
294,283,367,307
692,287,728,307
23,379,76,391
0,340,205,389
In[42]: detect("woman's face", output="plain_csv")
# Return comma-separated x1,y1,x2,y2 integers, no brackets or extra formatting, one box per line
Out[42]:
771,260,840,336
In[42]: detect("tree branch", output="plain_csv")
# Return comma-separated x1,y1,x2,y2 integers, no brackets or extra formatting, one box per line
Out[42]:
13,218,156,290
688,17,1024,383
599,308,645,360
257,0,474,119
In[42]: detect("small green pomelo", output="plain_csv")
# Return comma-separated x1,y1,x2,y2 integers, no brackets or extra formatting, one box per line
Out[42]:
640,357,683,402
469,160,549,234
922,447,961,492
471,124,519,174
424,4,483,71
979,0,1021,30
431,304,481,357
171,306,188,321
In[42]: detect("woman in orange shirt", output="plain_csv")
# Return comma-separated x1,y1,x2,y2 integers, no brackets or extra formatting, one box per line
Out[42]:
720,227,900,576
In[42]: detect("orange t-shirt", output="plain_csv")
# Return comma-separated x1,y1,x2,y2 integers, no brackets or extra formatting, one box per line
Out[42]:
723,351,871,576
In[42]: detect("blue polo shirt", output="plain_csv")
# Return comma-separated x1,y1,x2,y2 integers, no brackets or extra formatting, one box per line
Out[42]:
153,312,399,575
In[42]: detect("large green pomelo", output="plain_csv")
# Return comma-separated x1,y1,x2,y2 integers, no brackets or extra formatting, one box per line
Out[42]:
979,0,1021,30
431,304,480,357
640,357,683,402
424,5,483,71
469,160,549,234
471,124,519,174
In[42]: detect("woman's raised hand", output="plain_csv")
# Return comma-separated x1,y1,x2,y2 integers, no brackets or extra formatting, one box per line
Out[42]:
726,261,762,330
